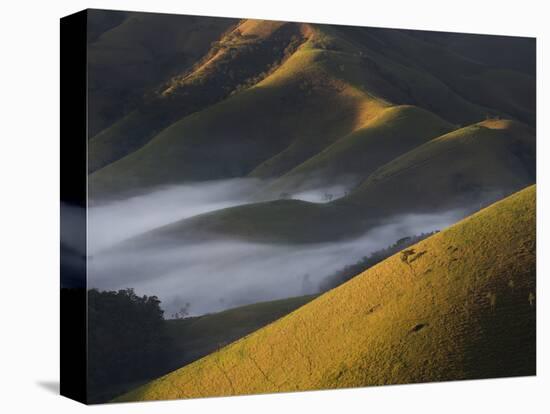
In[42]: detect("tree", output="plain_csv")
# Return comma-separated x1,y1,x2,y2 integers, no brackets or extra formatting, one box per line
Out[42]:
87,288,170,402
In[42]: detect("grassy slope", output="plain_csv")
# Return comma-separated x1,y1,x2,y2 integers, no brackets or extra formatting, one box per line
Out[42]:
89,24,396,197
88,19,302,174
359,28,535,125
88,20,533,198
260,105,455,195
134,118,534,244
165,295,317,370
406,30,536,76
321,25,491,125
340,119,535,215
243,24,474,179
116,185,536,401
87,12,237,139
92,295,316,403
139,199,362,244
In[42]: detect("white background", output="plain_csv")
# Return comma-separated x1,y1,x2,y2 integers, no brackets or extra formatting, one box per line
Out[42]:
0,0,548,412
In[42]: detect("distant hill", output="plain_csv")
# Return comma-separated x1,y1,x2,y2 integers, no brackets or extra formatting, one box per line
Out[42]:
135,198,358,244
354,27,535,124
89,20,386,195
87,19,535,199
116,184,536,401
87,12,237,140
405,30,536,76
128,118,534,244
340,118,535,215
258,105,454,196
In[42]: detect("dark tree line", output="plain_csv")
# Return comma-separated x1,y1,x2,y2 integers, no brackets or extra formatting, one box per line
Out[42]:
87,288,172,402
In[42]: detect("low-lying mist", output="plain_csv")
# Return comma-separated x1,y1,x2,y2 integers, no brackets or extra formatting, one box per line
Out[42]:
88,179,263,254
86,179,472,317
88,178,353,254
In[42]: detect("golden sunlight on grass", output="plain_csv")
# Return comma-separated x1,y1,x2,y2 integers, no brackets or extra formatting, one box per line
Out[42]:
116,185,535,402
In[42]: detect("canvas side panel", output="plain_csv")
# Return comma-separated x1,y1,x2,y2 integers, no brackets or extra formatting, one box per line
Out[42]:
60,9,88,404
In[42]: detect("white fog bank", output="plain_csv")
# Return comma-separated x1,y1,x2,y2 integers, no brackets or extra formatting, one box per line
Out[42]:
87,179,469,316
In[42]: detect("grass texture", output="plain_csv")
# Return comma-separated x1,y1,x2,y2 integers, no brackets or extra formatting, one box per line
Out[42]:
116,185,536,402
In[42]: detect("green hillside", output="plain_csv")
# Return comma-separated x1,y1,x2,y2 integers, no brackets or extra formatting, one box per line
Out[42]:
136,199,361,244
88,20,534,199
408,30,535,76
259,105,454,195
129,118,534,245
87,12,237,139
165,295,317,369
88,19,304,174
293,24,495,125
89,294,316,403
341,119,535,215
355,27,536,124
116,184,536,402
89,22,395,196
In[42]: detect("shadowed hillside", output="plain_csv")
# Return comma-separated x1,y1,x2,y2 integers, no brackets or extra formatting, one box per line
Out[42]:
258,105,454,195
132,199,361,244
127,118,534,244
340,118,535,214
164,295,317,373
89,21,387,195
88,18,535,199
406,30,536,76
116,185,536,402
89,18,305,173
87,11,237,139
352,27,536,125
88,294,316,403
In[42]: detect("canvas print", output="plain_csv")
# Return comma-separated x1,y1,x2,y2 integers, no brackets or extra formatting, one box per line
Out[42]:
60,9,536,404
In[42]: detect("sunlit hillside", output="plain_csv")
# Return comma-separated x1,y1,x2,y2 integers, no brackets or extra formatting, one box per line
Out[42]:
116,185,536,401
122,118,534,245
76,13,537,404
88,19,535,199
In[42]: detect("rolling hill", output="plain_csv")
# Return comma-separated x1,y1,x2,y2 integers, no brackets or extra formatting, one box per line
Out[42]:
79,14,537,403
88,21,390,196
88,19,307,174
87,11,237,139
164,295,317,372
127,118,534,244
407,30,536,76
88,19,535,199
135,198,361,244
89,295,316,403
349,27,535,124
257,105,455,196
340,118,536,214
115,184,536,402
